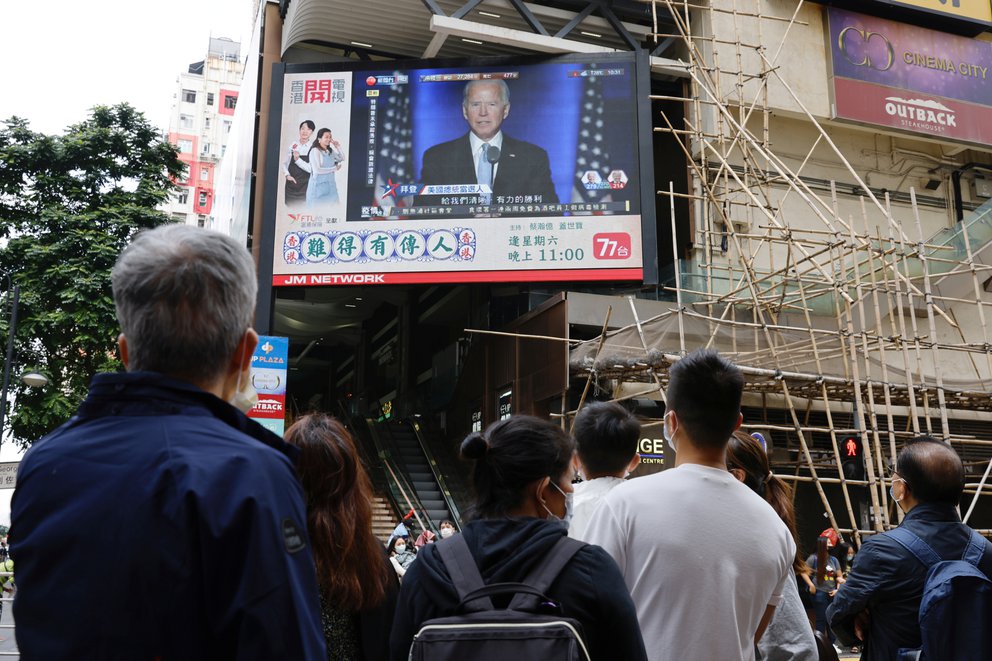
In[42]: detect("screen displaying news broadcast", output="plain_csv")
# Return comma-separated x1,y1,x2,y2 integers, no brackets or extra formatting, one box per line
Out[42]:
270,53,652,286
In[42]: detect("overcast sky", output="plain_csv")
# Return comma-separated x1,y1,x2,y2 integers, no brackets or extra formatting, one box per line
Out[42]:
0,0,253,525
1,0,252,135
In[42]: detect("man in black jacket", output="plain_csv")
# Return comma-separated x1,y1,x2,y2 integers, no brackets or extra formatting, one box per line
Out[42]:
828,436,992,660
419,79,559,205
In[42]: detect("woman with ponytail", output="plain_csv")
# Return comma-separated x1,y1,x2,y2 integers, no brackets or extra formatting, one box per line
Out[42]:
388,415,646,661
285,413,398,661
728,430,818,661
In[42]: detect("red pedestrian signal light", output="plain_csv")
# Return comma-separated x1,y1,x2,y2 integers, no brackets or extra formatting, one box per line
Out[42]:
842,436,865,481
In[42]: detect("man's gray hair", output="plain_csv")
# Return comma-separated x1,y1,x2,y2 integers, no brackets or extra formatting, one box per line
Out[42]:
111,224,257,384
462,79,510,106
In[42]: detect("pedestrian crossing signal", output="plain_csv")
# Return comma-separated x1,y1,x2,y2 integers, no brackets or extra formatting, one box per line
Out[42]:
842,435,865,481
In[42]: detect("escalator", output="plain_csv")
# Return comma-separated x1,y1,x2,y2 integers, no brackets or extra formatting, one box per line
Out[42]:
366,418,463,534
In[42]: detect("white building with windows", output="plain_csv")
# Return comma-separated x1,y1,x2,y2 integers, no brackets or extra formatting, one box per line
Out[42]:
161,36,243,227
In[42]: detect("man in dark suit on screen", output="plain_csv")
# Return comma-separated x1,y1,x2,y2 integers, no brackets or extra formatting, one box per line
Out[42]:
420,79,559,204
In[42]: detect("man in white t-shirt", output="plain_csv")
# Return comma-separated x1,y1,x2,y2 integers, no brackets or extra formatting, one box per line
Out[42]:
568,401,641,540
584,349,795,661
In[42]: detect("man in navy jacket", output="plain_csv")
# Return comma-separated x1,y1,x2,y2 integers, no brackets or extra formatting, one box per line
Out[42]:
11,225,325,660
828,436,992,660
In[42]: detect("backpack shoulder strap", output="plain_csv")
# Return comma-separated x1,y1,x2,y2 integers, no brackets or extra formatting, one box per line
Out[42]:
509,536,586,610
962,530,988,567
888,526,942,568
436,534,494,612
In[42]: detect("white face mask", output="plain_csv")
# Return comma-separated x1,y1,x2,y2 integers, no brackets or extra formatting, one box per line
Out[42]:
663,411,678,453
394,544,407,554
440,527,454,538
542,481,574,529
229,368,258,413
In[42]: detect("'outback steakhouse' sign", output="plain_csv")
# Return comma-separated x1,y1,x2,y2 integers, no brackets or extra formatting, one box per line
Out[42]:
828,7,992,146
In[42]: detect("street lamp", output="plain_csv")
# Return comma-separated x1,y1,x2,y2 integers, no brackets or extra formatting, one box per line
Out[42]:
21,372,48,388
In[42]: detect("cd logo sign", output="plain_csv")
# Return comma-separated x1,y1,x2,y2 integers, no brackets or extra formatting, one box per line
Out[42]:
838,27,894,71
252,372,282,391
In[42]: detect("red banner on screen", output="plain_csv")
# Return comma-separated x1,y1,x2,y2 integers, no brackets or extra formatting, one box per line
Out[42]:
273,268,643,287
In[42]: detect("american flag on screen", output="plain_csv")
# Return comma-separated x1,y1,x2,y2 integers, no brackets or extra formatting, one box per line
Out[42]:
572,75,614,205
373,76,415,212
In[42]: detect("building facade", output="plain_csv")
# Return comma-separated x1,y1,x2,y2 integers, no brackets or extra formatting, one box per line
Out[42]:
216,0,992,543
161,37,243,227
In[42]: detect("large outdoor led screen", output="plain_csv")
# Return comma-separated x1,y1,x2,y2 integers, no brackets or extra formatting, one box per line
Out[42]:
265,53,654,286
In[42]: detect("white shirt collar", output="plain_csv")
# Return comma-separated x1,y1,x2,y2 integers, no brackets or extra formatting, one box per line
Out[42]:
469,130,504,156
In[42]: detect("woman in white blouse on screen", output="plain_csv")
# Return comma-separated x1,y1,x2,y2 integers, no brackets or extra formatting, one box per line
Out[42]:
297,127,345,207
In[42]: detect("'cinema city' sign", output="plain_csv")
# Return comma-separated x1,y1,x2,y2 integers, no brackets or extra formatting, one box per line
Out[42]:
828,7,992,146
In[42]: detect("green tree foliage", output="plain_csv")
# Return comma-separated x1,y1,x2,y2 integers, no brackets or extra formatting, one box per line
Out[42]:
0,104,184,447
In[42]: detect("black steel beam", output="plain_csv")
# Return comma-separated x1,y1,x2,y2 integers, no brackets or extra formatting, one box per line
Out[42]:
420,0,446,16
595,0,640,51
650,36,675,57
452,0,487,20
554,2,597,39
508,0,550,36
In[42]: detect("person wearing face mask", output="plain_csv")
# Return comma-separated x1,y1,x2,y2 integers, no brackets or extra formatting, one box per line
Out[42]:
388,415,646,661
568,401,641,541
727,431,817,661
9,225,325,660
438,520,457,539
828,436,992,661
388,536,417,580
584,349,796,661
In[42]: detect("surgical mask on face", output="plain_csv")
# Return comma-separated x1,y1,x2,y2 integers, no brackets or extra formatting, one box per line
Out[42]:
542,481,574,529
440,527,454,539
394,544,407,554
663,412,678,453
229,368,258,413
889,477,905,503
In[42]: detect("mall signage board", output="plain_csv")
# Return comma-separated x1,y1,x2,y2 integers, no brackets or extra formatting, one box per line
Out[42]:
247,335,289,436
264,52,656,286
828,7,992,146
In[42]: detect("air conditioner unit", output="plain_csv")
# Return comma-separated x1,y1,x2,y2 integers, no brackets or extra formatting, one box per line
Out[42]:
973,177,992,200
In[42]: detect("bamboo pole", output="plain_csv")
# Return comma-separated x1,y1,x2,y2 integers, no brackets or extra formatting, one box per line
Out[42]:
571,306,614,434
781,380,851,543
910,189,951,442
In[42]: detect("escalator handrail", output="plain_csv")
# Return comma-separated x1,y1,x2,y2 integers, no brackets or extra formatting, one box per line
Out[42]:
408,419,463,529
365,417,431,534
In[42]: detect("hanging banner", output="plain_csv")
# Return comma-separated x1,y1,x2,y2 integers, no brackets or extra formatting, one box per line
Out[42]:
248,335,289,436
827,7,992,146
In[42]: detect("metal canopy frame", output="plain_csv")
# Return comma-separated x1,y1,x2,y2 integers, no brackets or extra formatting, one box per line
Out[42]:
420,0,653,51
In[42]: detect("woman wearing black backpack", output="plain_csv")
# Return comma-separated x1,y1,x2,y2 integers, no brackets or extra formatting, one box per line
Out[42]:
388,415,647,661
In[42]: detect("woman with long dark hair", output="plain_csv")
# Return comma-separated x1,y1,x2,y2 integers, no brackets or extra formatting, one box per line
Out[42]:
388,415,646,661
807,534,844,643
295,127,345,207
285,413,397,661
728,430,817,660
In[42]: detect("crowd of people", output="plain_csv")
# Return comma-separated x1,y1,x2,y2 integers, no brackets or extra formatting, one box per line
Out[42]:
6,225,992,660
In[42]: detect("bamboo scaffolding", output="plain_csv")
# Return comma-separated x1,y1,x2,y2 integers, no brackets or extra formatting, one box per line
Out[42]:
546,0,992,539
